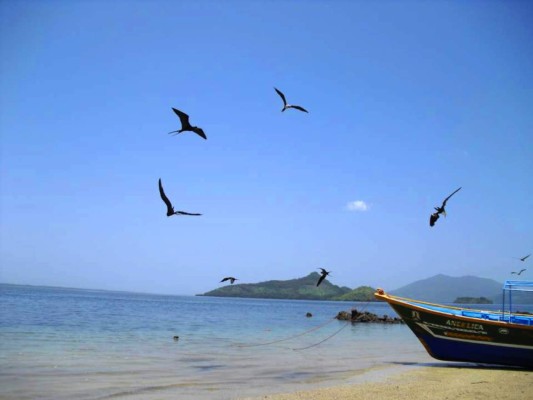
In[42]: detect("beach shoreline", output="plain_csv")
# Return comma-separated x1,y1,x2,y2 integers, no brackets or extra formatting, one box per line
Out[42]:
239,363,532,400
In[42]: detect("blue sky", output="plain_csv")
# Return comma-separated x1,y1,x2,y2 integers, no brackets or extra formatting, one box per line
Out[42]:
1,0,531,295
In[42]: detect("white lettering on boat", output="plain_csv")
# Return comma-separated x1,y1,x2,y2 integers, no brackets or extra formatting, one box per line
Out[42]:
445,320,484,331
420,321,488,335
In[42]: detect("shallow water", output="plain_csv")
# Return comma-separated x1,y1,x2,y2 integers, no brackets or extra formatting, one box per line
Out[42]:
0,284,453,399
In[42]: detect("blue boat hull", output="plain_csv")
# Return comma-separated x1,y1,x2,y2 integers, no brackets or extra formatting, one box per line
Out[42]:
416,329,533,368
375,290,533,369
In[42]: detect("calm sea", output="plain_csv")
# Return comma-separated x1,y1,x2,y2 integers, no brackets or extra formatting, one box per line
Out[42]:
0,284,514,400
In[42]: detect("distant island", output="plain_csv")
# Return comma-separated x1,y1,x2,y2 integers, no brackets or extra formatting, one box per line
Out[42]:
199,272,377,301
198,273,530,304
453,296,493,304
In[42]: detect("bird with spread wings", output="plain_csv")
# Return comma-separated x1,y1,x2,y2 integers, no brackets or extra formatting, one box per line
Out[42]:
316,268,331,287
274,88,308,113
430,187,462,227
158,179,202,217
168,108,207,139
220,277,238,284
511,269,526,276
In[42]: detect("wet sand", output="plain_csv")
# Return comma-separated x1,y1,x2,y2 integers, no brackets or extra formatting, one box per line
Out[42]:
239,364,532,400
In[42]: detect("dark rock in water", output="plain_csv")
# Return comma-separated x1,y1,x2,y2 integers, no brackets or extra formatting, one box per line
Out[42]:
306,312,313,318
336,308,404,324
173,336,180,341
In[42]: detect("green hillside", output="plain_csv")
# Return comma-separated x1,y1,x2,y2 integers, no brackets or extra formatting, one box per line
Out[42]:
334,286,376,301
200,272,351,300
454,296,493,304
199,272,533,305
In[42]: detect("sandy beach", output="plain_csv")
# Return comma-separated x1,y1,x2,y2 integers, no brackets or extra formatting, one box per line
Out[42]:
240,364,532,400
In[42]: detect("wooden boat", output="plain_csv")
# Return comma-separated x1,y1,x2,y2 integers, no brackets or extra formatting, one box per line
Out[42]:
374,280,533,368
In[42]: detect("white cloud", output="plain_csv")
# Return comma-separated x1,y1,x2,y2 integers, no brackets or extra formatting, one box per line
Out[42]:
346,200,369,212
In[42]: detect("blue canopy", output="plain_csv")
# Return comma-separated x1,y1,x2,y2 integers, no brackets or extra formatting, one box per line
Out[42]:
503,280,533,292
502,281,533,321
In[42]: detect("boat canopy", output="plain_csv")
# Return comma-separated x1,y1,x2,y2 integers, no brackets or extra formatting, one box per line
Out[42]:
502,280,533,322
503,280,533,292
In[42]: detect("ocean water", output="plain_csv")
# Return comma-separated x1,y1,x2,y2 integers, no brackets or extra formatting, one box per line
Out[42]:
0,284,479,400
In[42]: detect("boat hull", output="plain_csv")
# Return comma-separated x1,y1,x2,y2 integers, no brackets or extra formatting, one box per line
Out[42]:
375,291,533,368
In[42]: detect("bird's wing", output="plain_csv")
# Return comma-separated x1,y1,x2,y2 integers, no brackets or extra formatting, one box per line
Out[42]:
318,268,326,274
290,105,309,113
520,269,527,274
429,213,439,227
274,87,287,106
221,277,229,282
316,274,326,287
158,179,174,214
511,272,517,274
192,127,207,140
442,187,462,207
176,211,202,216
172,108,190,128
522,254,531,261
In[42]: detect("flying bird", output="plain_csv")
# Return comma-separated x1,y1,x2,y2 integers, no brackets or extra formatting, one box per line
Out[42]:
515,254,531,262
168,108,207,139
429,187,462,227
220,277,238,284
316,268,331,287
274,88,308,113
511,269,526,276
158,179,202,217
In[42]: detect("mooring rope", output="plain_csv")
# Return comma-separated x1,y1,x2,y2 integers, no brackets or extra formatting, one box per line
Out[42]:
291,301,373,351
235,316,338,348
292,320,350,351
236,302,374,349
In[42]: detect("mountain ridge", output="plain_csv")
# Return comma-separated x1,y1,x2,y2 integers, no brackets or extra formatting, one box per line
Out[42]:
199,273,529,303
389,274,503,303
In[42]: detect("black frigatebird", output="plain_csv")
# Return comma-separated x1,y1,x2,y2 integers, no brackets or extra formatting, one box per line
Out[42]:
511,269,526,275
158,179,202,217
429,187,462,227
168,108,207,139
220,277,238,284
515,254,531,262
274,88,308,113
316,268,331,287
